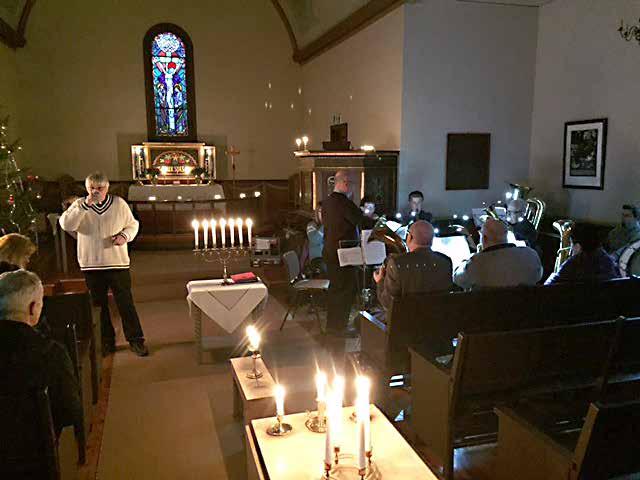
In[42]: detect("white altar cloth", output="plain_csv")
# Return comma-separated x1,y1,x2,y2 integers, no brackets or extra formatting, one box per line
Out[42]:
128,184,225,202
187,279,268,334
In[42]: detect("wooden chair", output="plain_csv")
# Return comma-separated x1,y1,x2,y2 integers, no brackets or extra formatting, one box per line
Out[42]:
410,320,619,480
0,388,60,480
279,250,329,331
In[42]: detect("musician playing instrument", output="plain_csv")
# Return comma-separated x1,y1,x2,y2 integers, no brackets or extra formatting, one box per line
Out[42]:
398,190,433,224
545,223,619,285
373,221,452,311
606,204,640,259
454,218,542,290
506,198,537,248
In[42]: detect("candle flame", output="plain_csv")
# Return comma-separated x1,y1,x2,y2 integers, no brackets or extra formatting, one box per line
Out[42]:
316,371,327,401
191,219,199,229
236,217,243,226
246,218,253,227
246,325,261,351
229,218,235,227
220,218,226,226
202,220,209,228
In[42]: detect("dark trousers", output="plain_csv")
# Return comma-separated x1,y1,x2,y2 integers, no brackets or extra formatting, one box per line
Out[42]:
326,262,357,331
83,269,144,344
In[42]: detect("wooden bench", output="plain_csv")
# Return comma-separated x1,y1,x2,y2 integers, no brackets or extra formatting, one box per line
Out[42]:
495,400,640,480
230,356,276,425
410,320,620,480
360,277,640,388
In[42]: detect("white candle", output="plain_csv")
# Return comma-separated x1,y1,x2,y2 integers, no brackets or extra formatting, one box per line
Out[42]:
246,325,260,352
324,391,333,466
220,218,226,247
295,138,302,150
211,218,217,248
302,135,309,149
229,218,235,247
356,376,372,453
202,220,209,249
275,384,285,417
246,218,253,247
316,371,327,422
236,218,243,246
357,405,366,470
191,219,199,249
332,376,344,449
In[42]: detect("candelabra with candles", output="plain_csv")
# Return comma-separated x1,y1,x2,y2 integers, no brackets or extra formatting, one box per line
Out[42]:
191,217,254,283
267,385,293,436
245,326,263,380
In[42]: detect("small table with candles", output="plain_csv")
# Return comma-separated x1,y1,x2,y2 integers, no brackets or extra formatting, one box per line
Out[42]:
186,279,268,363
230,355,276,425
245,405,438,480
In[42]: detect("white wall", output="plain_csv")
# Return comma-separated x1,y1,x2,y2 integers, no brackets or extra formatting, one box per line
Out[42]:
401,0,538,216
15,0,302,181
530,0,640,222
302,6,404,151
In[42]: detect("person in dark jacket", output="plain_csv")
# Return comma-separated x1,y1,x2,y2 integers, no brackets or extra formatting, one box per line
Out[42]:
0,270,82,437
322,170,373,336
545,223,619,285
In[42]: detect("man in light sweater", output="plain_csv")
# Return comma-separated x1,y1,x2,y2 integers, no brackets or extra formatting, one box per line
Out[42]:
60,172,148,356
453,218,542,290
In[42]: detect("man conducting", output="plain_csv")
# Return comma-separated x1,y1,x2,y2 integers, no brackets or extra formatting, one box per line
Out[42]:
373,220,452,310
322,170,372,337
60,172,148,356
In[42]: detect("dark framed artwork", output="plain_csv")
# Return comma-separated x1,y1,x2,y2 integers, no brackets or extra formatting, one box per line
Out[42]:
446,133,491,190
563,118,607,190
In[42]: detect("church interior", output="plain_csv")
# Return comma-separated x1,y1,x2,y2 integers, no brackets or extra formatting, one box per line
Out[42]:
2,1,640,479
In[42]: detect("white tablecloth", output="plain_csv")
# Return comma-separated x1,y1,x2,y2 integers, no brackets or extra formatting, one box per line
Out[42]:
187,279,268,334
128,184,225,202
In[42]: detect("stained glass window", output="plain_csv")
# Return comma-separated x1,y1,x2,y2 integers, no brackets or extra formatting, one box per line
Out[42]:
150,32,189,137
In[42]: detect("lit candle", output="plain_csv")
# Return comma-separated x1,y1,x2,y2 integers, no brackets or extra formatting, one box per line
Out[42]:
211,218,217,248
332,376,344,449
316,371,327,422
356,376,371,454
236,218,243,246
246,218,253,247
229,218,235,246
295,138,302,150
275,384,285,417
220,218,227,247
302,135,309,150
202,220,209,249
324,390,333,467
246,325,260,352
191,219,199,249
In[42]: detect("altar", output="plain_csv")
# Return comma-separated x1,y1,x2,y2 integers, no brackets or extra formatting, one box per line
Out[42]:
128,183,225,202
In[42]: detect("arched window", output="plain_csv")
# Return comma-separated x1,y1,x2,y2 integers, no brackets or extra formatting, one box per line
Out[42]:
143,24,197,142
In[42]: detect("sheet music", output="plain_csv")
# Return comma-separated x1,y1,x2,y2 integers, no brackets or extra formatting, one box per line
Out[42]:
337,230,387,266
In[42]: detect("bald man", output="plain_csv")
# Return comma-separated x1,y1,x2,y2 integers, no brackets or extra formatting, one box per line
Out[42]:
373,221,452,311
322,170,373,336
453,218,542,290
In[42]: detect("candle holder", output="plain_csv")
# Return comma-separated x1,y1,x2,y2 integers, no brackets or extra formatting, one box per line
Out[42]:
266,414,292,436
192,246,251,285
321,452,378,479
246,351,263,380
305,411,327,433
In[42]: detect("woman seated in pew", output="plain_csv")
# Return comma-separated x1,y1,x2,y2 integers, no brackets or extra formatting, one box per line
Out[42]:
545,222,619,285
0,233,36,273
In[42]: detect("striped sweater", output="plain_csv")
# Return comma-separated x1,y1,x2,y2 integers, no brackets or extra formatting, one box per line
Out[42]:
59,195,139,271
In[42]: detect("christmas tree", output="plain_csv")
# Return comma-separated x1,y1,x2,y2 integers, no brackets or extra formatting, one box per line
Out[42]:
0,115,37,236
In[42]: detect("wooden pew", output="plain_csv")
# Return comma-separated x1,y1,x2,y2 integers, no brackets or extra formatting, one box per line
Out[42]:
495,400,640,480
360,277,640,387
410,320,619,480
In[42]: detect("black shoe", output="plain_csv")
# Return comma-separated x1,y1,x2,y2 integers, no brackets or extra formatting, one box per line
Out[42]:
129,340,149,357
102,340,116,357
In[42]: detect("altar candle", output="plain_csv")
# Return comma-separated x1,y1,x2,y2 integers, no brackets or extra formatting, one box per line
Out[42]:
202,220,209,249
191,220,199,249
357,401,366,470
302,135,309,150
275,384,285,417
229,218,235,247
220,218,227,247
316,371,327,422
356,376,372,453
236,218,243,246
324,392,333,466
332,376,345,448
246,218,253,247
246,325,260,351
211,218,217,248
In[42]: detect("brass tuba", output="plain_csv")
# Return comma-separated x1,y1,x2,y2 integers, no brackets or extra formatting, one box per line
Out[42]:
526,198,546,230
368,217,408,255
553,219,574,272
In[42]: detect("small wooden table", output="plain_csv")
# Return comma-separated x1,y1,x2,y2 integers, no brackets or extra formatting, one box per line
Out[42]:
246,405,438,480
230,356,276,425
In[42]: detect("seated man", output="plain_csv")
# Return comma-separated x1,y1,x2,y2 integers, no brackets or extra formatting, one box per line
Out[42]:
399,190,433,224
0,270,82,437
506,198,537,248
454,218,542,290
306,203,325,275
373,220,452,310
545,223,619,285
607,204,640,259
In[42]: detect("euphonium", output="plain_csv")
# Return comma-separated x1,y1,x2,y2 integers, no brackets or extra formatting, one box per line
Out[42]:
368,217,408,254
553,219,574,272
526,198,546,230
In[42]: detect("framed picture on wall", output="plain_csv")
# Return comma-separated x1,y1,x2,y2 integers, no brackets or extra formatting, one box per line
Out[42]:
563,118,607,189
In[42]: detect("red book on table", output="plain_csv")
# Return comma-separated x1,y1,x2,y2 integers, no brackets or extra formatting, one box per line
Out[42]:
230,272,259,284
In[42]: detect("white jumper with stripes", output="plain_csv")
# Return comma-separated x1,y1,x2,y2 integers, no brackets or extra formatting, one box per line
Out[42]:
59,195,139,271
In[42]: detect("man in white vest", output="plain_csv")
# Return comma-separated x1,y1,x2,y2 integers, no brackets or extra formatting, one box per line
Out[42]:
60,172,148,356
